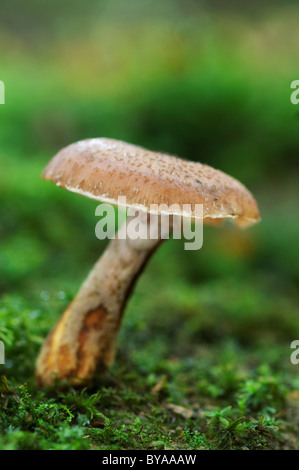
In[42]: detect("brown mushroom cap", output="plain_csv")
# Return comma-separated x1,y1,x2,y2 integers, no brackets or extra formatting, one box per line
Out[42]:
42,138,260,227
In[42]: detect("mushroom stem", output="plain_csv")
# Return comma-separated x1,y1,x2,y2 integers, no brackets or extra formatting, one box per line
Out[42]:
35,217,162,387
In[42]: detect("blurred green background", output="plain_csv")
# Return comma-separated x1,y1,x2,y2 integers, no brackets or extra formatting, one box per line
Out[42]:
0,0,299,450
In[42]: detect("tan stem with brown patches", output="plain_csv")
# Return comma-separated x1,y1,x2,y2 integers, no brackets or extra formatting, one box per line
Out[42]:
35,219,161,387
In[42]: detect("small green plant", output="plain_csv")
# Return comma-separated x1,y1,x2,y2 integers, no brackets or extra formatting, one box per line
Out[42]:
237,366,287,413
205,406,280,450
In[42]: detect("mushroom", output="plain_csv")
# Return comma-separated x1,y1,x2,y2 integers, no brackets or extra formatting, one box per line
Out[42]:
36,138,260,387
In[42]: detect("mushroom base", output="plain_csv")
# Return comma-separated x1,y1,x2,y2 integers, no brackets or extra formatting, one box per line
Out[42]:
35,219,162,387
